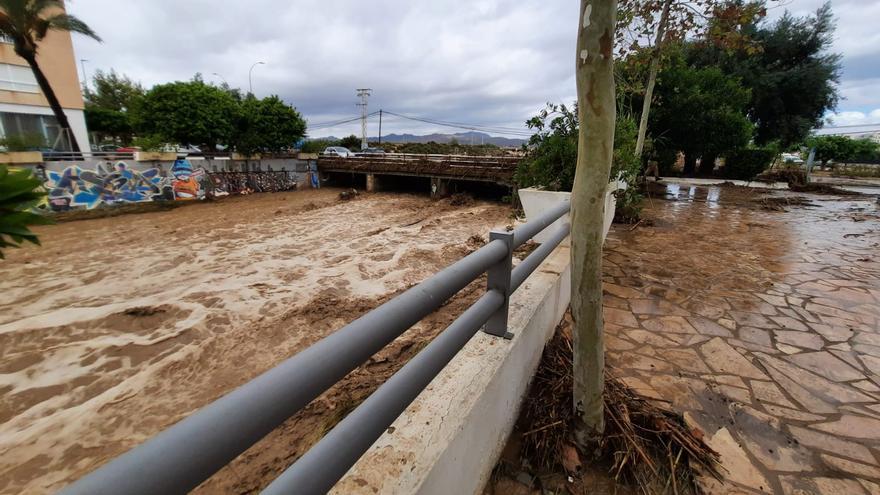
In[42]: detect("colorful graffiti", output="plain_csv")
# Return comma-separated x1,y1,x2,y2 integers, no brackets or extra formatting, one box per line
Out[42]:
45,161,168,211
43,160,297,210
210,171,297,195
170,159,205,200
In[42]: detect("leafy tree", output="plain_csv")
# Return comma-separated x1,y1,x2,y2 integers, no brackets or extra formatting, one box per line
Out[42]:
84,69,144,111
337,134,361,150
571,0,617,444
690,2,841,147
650,54,753,175
807,135,880,167
0,165,52,258
617,0,768,158
516,103,641,192
133,78,238,149
83,70,145,145
0,0,101,152
231,95,306,156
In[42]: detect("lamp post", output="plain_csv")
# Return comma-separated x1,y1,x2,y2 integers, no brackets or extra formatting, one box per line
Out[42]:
80,59,89,93
248,61,266,94
212,72,228,87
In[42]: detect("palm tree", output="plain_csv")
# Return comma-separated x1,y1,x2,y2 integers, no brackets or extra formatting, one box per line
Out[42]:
0,0,100,152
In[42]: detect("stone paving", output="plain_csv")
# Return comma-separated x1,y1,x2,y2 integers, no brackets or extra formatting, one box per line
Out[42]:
602,184,880,494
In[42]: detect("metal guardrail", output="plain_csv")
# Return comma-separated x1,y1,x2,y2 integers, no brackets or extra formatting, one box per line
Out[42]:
60,200,572,495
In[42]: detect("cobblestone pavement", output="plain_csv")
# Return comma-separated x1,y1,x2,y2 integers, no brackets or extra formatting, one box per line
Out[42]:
602,184,880,494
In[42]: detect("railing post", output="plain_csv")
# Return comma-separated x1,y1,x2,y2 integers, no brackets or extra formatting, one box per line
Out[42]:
483,230,514,339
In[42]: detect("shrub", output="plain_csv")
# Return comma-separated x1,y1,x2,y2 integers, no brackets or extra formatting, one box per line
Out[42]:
0,166,52,258
721,148,777,180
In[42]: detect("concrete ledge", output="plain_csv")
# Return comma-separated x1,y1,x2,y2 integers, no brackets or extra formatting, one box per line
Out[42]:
332,240,571,494
0,151,42,164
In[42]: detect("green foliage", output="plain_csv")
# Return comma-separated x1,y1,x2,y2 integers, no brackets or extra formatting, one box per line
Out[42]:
301,139,336,153
0,165,52,259
722,148,776,180
515,103,643,220
337,135,361,150
807,135,880,166
84,69,145,112
650,52,753,174
85,106,132,143
230,95,306,156
0,132,46,151
83,69,144,145
130,134,167,152
133,78,238,148
515,103,578,191
689,2,840,148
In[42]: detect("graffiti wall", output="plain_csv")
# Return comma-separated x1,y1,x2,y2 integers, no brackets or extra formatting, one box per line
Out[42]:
43,159,298,211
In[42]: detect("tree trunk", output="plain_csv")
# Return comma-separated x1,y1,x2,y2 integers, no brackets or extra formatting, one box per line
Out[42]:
20,51,82,152
571,0,617,446
683,153,697,176
633,0,672,158
698,153,718,176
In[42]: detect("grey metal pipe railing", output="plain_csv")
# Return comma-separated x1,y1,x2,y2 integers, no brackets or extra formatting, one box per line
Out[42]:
511,223,571,291
263,290,505,495
264,227,572,494
61,241,508,495
511,199,570,247
61,200,572,495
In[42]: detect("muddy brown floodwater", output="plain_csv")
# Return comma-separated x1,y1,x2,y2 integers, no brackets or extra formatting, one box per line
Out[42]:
0,188,512,494
604,183,880,494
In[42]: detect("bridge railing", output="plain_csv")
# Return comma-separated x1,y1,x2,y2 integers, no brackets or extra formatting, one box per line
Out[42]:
60,200,572,495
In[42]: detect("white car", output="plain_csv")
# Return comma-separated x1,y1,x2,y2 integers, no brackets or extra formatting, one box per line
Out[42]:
322,146,355,158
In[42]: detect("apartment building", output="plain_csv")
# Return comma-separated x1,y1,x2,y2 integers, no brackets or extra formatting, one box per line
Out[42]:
0,28,89,151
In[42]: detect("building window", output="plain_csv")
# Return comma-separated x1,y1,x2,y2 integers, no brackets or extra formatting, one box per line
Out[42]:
0,63,39,93
0,111,72,151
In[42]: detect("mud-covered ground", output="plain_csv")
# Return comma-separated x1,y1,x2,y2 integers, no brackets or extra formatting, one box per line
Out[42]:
0,188,512,494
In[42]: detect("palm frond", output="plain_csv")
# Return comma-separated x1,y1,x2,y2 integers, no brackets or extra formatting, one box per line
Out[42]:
39,12,100,41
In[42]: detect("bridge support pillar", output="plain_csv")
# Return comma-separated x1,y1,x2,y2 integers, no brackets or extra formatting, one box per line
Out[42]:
430,177,449,198
366,174,381,193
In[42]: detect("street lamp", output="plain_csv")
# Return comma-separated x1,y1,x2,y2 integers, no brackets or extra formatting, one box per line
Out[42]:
80,59,89,93
248,61,266,94
212,72,228,87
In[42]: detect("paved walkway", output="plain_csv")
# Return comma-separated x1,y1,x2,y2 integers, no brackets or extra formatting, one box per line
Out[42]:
602,184,880,494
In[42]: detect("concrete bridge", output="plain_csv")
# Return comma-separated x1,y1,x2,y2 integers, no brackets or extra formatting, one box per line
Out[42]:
317,153,520,196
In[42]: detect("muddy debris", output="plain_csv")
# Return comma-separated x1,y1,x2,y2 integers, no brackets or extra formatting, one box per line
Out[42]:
123,306,168,317
493,312,720,495
788,182,864,196
338,188,360,201
448,193,475,206
756,196,816,211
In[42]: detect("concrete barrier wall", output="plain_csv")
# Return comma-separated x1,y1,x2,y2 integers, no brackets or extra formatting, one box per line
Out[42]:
332,241,572,495
23,157,313,211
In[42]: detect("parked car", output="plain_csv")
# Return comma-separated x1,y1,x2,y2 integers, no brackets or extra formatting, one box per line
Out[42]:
358,147,386,156
322,146,355,158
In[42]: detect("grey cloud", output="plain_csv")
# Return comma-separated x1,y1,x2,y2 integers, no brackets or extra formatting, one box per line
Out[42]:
69,0,878,137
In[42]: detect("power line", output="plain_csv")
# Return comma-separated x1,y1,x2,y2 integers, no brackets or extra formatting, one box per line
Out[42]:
308,112,379,129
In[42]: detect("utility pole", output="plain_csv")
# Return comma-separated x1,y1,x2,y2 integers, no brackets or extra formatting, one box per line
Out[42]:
356,88,372,150
378,109,383,145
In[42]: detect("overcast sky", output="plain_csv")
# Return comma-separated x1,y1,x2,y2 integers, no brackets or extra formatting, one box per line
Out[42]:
67,0,879,138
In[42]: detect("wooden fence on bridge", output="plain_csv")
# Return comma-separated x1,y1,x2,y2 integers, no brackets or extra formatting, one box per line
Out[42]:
317,153,521,185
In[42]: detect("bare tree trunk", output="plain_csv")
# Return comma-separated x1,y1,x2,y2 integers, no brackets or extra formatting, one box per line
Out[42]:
683,153,697,176
20,51,82,152
634,0,671,158
571,0,617,446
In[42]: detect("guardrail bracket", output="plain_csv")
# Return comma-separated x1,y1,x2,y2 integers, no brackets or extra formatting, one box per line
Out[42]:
484,230,514,339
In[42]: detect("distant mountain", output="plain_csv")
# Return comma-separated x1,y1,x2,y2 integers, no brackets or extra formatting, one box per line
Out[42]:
311,131,526,147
